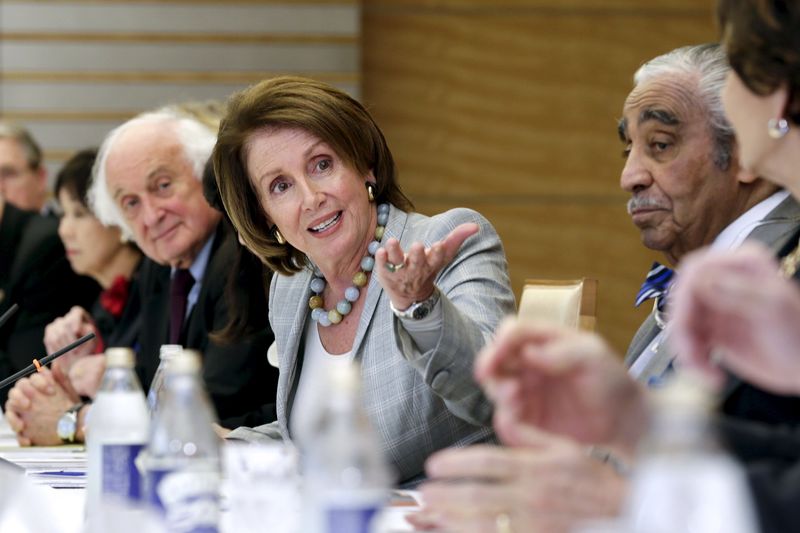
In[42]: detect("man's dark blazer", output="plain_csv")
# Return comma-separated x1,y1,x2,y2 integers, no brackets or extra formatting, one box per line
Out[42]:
136,220,278,429
621,195,800,533
0,203,99,405
625,194,800,377
717,224,800,533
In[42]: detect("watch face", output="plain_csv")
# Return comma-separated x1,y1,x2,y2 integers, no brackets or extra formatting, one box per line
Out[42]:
57,412,77,442
412,304,430,320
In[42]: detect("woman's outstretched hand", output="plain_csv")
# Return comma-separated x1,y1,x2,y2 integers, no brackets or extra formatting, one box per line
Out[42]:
374,222,478,311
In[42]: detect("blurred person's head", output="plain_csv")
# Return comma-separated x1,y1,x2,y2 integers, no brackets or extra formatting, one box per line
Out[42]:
0,121,48,212
618,43,777,264
55,149,140,287
718,0,800,194
89,107,221,268
213,76,412,275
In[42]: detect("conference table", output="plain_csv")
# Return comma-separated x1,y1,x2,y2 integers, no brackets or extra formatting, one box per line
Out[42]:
0,418,421,533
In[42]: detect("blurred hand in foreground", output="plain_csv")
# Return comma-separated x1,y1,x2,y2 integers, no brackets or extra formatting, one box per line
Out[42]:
671,242,800,395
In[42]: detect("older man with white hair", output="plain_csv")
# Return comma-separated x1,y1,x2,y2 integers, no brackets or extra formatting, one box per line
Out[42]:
5,108,278,445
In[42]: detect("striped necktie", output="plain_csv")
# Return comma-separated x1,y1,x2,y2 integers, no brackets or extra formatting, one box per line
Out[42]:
635,262,674,313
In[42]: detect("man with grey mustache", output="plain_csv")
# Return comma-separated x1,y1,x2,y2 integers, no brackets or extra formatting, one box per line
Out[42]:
411,43,800,533
620,43,800,381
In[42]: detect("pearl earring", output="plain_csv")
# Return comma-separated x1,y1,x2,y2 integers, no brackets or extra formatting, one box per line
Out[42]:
768,118,790,139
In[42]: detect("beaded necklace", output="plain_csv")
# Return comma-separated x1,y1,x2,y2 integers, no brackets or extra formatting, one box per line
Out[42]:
309,203,390,327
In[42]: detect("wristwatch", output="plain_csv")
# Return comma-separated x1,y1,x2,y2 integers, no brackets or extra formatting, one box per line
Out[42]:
390,289,441,320
56,402,85,444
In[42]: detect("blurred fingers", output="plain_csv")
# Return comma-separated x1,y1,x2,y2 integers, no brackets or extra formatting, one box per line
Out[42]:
6,384,31,411
5,408,24,433
28,370,56,395
426,445,519,481
421,480,510,518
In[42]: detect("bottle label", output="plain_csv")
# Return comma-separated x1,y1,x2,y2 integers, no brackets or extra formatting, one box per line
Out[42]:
147,468,220,533
325,504,380,533
102,443,144,501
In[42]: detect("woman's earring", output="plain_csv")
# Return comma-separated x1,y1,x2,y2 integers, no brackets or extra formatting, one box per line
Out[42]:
768,117,790,139
274,228,286,245
366,182,375,202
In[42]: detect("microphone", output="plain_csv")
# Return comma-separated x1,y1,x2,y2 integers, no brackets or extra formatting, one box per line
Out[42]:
0,332,96,390
0,303,19,330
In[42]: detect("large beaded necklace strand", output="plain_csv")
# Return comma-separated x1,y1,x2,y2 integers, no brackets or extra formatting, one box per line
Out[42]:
309,203,390,327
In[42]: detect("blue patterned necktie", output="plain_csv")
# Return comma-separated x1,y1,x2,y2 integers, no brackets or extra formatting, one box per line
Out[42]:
635,262,674,313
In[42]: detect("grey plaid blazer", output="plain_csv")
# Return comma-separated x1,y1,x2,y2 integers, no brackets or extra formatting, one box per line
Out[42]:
229,206,516,485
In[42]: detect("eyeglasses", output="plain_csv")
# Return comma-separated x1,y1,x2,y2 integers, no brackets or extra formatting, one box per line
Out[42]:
0,166,34,182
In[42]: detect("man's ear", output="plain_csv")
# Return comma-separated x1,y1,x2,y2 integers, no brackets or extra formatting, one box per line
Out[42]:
730,143,757,183
736,167,758,184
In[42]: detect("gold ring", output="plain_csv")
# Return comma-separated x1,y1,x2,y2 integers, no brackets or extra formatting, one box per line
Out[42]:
495,512,513,533
385,261,405,273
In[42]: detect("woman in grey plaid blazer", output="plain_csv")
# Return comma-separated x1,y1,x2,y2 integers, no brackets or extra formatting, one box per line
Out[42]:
214,76,515,485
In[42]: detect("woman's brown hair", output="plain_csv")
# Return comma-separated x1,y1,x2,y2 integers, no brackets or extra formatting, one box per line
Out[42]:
212,76,412,275
718,0,800,124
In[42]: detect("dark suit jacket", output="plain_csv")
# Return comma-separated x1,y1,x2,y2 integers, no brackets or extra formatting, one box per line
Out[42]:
0,204,99,405
625,195,800,378
621,196,800,533
717,225,800,533
136,220,278,428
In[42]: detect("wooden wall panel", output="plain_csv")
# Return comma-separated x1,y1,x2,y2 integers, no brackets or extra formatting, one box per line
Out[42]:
0,0,360,177
363,0,717,353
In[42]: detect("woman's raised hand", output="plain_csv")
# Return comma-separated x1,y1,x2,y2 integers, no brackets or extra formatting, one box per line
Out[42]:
374,222,478,310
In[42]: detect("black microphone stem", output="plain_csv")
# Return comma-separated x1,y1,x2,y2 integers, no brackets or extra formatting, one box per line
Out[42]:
0,332,96,390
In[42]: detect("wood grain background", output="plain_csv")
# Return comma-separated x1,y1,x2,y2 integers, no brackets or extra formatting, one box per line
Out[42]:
0,0,360,174
1,0,719,353
362,0,718,353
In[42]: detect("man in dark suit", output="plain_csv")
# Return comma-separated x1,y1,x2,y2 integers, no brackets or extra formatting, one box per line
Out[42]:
5,107,278,444
0,122,48,214
619,44,800,381
0,123,99,406
88,107,278,429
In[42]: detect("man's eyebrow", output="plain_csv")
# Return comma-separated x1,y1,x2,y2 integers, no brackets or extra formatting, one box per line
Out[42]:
639,108,680,127
146,165,171,184
617,118,628,142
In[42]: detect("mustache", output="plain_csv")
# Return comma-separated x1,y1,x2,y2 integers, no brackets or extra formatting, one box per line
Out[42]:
627,195,669,214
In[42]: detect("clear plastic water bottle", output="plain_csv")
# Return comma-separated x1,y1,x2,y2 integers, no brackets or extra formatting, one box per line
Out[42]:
86,347,150,532
147,344,183,414
297,362,393,533
623,374,759,533
143,349,221,533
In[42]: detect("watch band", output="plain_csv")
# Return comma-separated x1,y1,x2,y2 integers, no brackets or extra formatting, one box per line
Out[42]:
390,288,441,320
